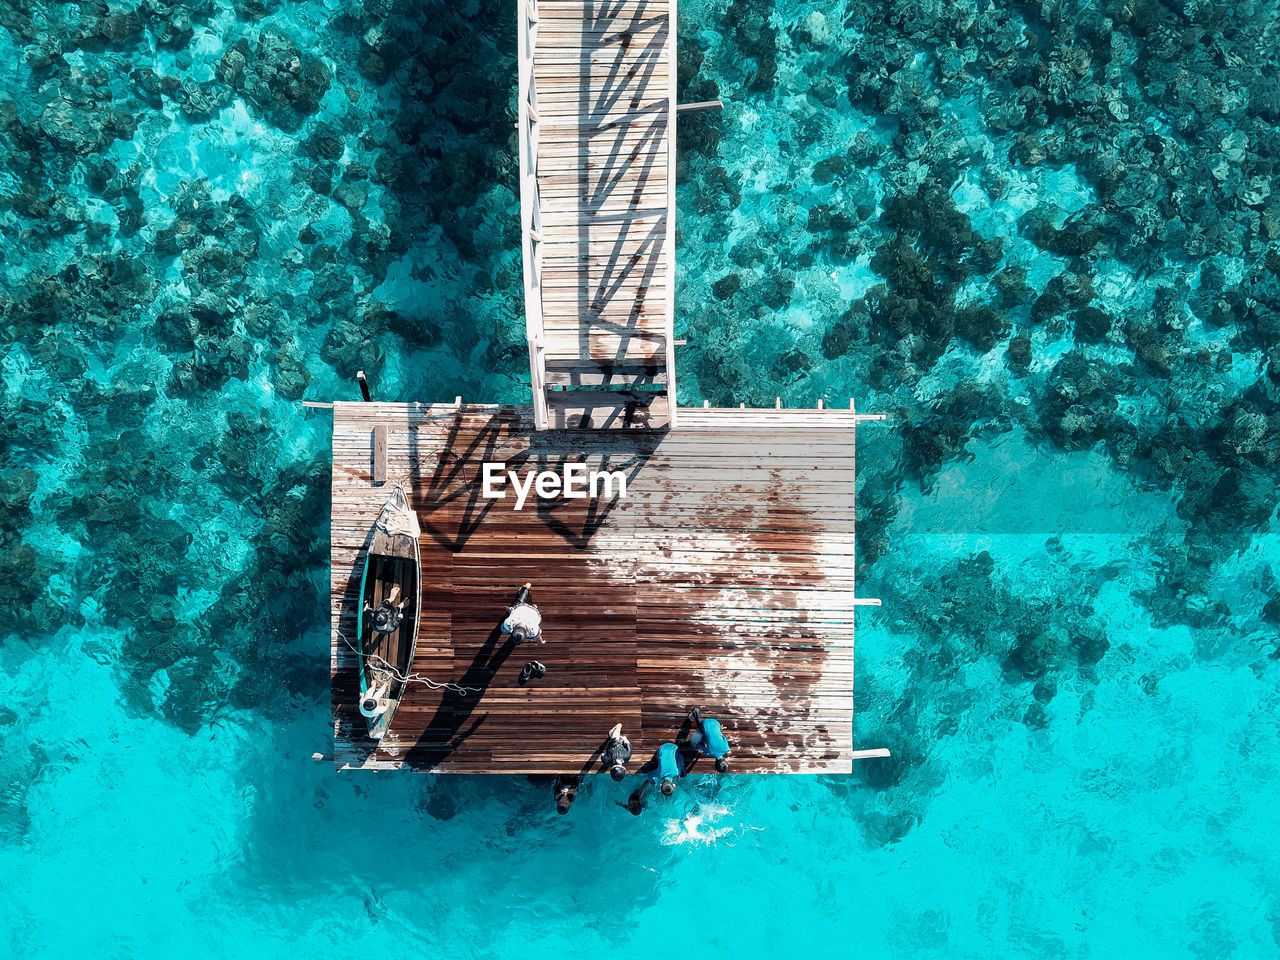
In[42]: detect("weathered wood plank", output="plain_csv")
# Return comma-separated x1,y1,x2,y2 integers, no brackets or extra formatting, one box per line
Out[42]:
372,424,388,484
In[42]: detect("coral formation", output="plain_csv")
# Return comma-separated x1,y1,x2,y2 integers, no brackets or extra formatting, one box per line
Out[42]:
0,0,525,735
0,0,1278,947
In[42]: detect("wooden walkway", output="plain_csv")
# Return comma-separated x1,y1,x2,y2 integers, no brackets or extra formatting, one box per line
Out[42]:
329,402,874,773
518,0,677,430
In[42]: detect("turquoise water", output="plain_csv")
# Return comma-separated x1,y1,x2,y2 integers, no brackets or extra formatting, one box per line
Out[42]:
4,0,1280,956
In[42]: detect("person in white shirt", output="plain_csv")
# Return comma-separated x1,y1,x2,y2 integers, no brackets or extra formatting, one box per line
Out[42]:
501,582,544,645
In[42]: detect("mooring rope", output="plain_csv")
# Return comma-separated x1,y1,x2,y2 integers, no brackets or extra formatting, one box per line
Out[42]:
384,472,417,490
344,478,481,696
336,631,482,697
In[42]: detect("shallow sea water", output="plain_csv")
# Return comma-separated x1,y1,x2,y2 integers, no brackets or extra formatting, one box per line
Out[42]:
3,0,1280,956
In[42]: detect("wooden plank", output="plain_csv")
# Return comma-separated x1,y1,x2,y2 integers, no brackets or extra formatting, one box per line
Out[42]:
546,390,669,429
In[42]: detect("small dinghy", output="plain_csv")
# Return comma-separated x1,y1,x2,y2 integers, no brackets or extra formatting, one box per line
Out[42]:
357,484,421,740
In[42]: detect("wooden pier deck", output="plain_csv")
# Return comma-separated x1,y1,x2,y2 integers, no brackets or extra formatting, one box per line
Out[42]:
518,0,677,430
329,402,873,773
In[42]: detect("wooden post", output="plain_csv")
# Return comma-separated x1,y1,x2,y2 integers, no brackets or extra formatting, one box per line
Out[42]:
372,424,388,484
356,370,371,402
677,100,724,114
851,748,892,760
517,0,549,430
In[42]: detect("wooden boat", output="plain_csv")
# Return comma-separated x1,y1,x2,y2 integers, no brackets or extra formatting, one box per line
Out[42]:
357,484,421,740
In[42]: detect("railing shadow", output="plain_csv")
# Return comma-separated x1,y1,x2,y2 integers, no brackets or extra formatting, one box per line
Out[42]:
413,408,659,550
531,447,653,546
414,409,532,551
577,0,670,369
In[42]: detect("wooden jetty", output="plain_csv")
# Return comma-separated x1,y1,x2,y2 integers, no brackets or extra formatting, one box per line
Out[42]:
329,402,882,773
321,0,889,775
518,0,678,430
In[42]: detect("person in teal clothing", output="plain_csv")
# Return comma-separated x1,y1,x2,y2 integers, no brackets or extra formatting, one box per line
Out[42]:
639,741,685,798
688,707,730,773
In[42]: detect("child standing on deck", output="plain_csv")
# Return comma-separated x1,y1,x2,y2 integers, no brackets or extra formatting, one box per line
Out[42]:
501,582,544,645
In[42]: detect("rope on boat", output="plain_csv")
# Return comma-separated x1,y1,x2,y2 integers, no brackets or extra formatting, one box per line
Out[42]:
336,631,482,697
382,449,454,493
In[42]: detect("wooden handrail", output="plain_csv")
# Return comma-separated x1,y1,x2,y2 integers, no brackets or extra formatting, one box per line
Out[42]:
662,0,679,429
516,0,549,429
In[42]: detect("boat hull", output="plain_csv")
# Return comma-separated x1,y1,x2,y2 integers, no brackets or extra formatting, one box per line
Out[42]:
356,485,421,740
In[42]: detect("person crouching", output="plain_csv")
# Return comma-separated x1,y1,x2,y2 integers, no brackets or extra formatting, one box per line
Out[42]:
602,722,632,781
688,707,731,773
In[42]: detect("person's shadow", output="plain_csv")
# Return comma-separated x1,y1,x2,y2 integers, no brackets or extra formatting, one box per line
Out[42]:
674,712,703,772
403,625,519,768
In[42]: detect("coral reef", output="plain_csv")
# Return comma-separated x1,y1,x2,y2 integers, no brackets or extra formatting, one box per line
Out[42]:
675,0,1280,640
0,1,1278,951
0,0,525,733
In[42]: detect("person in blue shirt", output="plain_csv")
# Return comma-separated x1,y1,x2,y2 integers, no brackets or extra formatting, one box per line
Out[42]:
638,741,685,798
688,707,730,773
